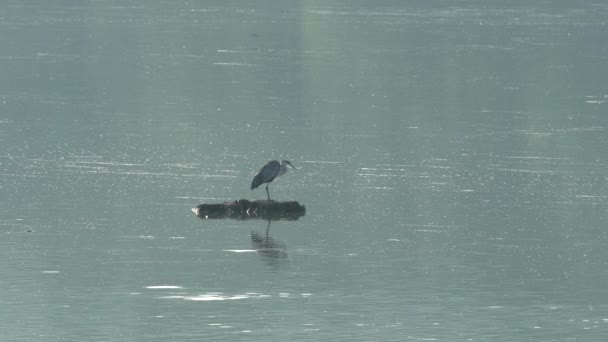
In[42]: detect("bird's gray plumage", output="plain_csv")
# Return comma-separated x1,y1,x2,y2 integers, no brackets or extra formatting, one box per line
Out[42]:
251,160,296,200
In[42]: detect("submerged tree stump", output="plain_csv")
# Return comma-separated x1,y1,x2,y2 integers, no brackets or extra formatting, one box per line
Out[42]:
192,199,306,221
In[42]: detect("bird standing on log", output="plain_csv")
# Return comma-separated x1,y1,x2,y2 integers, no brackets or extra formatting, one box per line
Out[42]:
251,160,296,201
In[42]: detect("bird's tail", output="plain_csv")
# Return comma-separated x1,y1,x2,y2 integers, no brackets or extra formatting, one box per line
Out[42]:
251,174,263,190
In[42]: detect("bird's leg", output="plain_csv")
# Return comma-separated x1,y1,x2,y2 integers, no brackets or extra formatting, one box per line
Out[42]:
265,184,271,201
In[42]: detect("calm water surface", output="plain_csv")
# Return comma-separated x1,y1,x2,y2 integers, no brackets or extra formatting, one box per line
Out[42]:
2,1,608,341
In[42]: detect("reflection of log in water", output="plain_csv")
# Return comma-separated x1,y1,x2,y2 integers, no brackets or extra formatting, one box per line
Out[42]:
192,200,300,267
251,228,288,266
192,199,305,221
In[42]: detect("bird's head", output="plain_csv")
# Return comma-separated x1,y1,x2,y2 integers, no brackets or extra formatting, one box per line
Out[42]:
281,160,297,170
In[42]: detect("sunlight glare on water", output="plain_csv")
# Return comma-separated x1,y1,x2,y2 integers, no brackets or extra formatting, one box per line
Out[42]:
2,1,608,341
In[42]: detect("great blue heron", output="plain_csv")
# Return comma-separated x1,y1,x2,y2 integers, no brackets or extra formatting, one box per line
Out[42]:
251,160,296,201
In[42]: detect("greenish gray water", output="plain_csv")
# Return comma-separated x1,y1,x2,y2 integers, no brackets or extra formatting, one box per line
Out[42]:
2,1,608,341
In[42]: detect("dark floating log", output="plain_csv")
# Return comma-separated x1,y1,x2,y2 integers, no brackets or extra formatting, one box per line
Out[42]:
192,199,306,221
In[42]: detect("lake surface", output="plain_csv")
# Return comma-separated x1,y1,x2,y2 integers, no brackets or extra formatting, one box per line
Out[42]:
2,1,608,341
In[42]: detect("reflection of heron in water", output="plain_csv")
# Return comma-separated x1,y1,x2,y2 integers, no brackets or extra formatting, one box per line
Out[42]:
251,160,297,201
251,221,287,266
